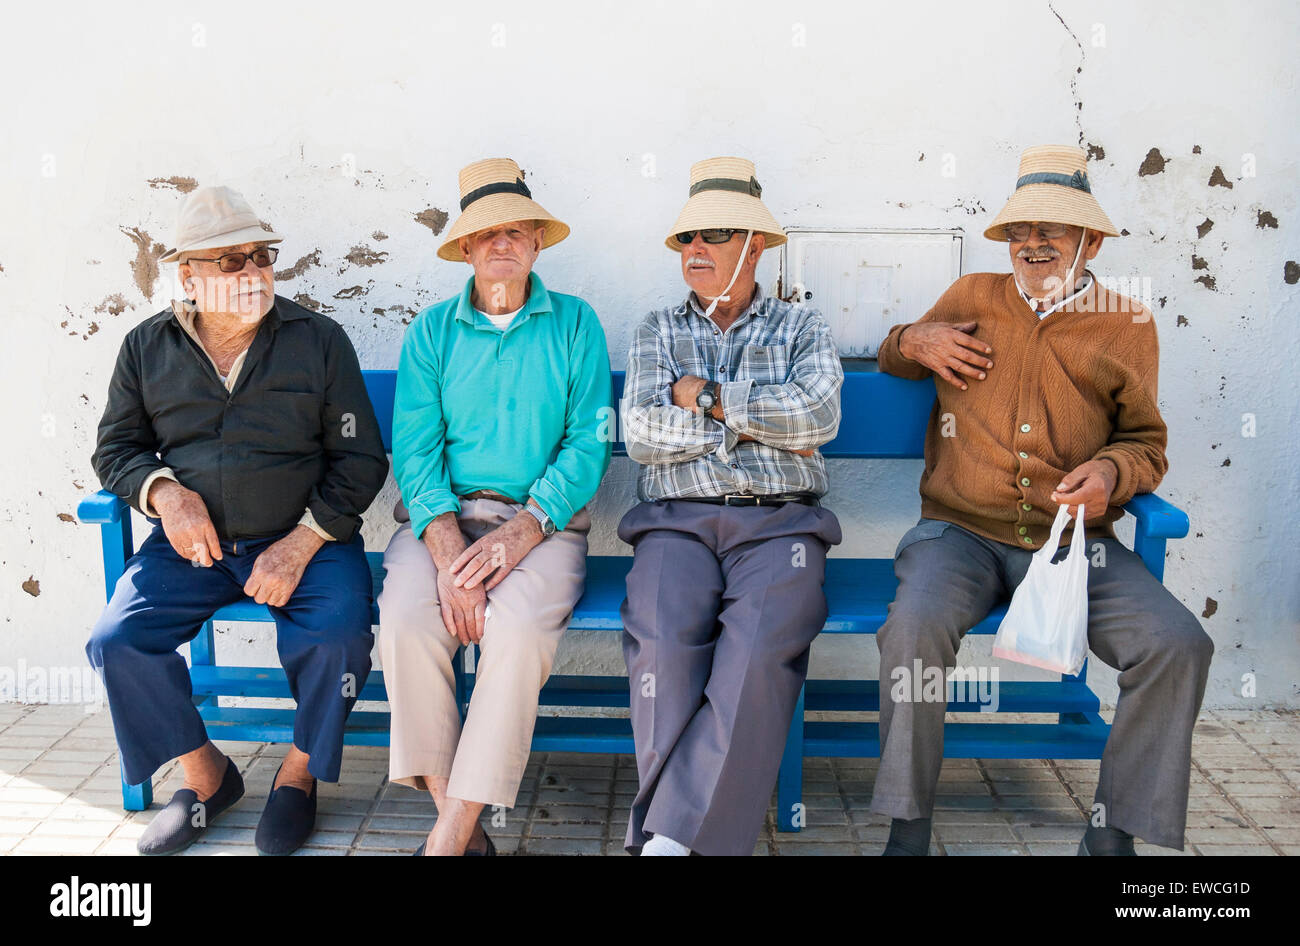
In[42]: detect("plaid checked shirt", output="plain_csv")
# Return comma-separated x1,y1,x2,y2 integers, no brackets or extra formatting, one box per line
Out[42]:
623,283,843,501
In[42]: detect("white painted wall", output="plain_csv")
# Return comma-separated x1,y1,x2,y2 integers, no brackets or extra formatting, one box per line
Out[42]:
2,0,1296,710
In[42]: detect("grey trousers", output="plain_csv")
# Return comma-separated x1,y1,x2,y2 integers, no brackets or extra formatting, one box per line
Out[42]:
619,499,843,856
871,518,1214,850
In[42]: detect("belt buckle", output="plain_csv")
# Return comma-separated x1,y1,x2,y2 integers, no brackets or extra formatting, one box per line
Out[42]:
722,493,758,506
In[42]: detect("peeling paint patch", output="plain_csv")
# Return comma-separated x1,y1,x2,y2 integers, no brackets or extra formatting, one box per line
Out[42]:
1221,457,1231,467
1158,296,1167,308
334,285,368,299
146,175,197,193
1195,274,1217,291
344,244,389,267
1285,261,1299,284
93,293,132,316
259,220,276,232
57,513,74,523
274,249,321,281
917,153,925,162
1192,144,1202,154
1202,597,1218,619
371,230,388,241
1086,142,1105,161
1138,148,1167,176
87,322,99,336
120,227,167,298
1208,166,1233,189
1191,254,1208,271
22,577,40,597
1257,210,1278,229
1176,315,1189,327
1196,218,1214,238
293,293,333,313
414,208,449,235
1120,228,1130,236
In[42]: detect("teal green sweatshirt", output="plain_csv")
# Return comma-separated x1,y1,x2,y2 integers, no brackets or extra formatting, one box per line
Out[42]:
393,272,612,539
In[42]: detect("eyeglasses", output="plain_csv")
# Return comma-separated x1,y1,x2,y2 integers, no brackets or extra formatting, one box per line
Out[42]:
186,247,279,273
1004,222,1071,242
675,228,746,245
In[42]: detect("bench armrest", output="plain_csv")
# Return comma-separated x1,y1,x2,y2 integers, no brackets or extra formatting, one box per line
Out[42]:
1123,492,1189,581
78,490,127,524
77,490,135,600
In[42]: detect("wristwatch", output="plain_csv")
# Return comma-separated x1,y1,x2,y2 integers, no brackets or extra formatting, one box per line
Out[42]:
525,502,556,537
695,381,721,416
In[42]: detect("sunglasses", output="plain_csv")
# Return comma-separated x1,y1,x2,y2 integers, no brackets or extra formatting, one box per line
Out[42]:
1004,222,1071,242
187,247,279,273
675,228,746,245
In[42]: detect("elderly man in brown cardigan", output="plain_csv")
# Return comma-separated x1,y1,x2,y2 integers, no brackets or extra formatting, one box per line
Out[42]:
871,145,1213,856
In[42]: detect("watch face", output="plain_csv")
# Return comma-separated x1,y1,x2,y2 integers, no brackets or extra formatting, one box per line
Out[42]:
697,390,716,410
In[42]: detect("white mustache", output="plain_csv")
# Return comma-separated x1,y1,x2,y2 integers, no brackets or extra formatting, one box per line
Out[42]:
686,257,714,267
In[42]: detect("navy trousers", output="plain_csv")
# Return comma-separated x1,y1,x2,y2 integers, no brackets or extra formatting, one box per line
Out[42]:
86,523,374,786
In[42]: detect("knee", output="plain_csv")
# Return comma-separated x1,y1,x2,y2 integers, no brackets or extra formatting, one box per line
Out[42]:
1167,609,1215,672
878,600,961,664
86,610,139,669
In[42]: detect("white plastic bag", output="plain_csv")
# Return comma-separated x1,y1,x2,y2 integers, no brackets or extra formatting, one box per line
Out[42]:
992,504,1090,675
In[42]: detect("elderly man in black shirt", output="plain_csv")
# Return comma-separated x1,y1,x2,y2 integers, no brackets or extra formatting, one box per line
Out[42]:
87,186,388,856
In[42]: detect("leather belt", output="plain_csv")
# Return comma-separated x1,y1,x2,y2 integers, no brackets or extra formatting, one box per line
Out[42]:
460,490,519,504
677,493,819,508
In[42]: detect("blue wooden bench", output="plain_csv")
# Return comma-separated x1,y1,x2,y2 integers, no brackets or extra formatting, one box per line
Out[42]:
78,368,1190,830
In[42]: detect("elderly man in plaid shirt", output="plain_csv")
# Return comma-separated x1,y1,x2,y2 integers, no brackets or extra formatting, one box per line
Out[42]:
619,157,844,856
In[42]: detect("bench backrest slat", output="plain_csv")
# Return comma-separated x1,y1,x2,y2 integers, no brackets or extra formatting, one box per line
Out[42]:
363,368,937,460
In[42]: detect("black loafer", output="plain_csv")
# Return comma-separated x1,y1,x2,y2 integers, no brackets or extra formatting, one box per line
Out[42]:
412,831,495,856
255,764,317,856
137,756,244,856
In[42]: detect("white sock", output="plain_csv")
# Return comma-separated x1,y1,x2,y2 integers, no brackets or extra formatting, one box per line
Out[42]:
641,834,691,856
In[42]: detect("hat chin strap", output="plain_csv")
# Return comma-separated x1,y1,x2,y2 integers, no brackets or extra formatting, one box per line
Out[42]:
1017,227,1088,311
701,230,754,318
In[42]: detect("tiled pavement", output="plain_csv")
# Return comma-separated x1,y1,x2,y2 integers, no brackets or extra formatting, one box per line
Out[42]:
1,702,1296,855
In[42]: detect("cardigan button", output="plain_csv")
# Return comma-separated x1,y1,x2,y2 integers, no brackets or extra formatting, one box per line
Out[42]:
1018,526,1028,535
1020,477,1031,486
1022,536,1034,545
1018,451,1029,459
1022,503,1032,511
1020,423,1032,433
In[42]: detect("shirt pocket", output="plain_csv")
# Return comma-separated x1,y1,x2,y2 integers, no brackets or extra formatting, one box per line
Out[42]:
739,342,794,385
253,390,323,446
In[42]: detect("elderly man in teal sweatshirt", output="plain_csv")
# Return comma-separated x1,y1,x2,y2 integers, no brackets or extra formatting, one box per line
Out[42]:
379,159,612,856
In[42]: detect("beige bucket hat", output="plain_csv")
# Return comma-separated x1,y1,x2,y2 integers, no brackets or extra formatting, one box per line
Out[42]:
437,158,569,262
160,185,282,263
665,156,787,252
985,145,1119,241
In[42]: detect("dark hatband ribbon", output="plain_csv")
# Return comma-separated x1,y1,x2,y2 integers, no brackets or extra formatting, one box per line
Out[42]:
1015,170,1091,193
689,176,762,198
460,178,532,211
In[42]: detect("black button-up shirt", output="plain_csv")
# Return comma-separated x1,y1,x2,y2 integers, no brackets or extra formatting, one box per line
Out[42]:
93,295,389,542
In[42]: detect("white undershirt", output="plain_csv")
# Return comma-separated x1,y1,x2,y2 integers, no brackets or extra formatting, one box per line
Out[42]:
1017,271,1094,319
475,305,522,330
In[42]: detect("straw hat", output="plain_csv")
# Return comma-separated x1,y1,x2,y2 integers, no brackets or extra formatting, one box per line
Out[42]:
665,156,787,252
160,185,282,263
437,158,569,262
984,145,1119,241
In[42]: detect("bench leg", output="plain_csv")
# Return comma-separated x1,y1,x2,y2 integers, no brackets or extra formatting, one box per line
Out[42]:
121,770,152,812
777,683,806,833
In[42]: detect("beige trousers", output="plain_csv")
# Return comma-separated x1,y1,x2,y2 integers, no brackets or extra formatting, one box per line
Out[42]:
377,498,589,809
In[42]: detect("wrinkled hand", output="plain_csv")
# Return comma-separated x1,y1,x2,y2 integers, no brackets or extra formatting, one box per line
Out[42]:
422,514,486,645
151,479,223,567
671,375,711,412
898,320,994,391
244,526,325,607
436,568,487,646
450,511,544,598
1052,459,1118,521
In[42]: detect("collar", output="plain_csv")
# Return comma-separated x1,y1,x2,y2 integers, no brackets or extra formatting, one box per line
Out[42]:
686,281,766,319
1016,270,1095,318
453,272,551,328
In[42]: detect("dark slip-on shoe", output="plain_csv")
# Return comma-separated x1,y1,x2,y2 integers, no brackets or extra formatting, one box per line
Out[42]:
255,765,317,856
413,831,495,856
137,757,244,856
